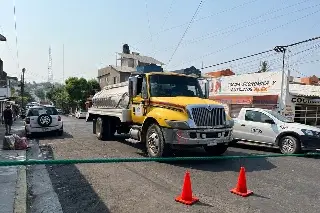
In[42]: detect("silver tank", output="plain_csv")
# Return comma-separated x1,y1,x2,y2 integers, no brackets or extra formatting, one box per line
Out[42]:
92,82,129,109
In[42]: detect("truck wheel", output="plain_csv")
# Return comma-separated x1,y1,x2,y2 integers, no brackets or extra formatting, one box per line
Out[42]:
96,117,105,140
145,124,169,158
96,117,115,140
279,135,301,154
204,144,228,156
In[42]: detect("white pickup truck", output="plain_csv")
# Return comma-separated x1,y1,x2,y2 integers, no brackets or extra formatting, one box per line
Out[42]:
232,108,320,154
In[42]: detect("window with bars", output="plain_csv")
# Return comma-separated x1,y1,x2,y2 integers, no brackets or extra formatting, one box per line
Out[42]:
294,105,320,126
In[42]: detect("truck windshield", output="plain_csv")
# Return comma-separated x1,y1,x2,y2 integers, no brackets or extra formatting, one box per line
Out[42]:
149,74,205,98
267,110,293,123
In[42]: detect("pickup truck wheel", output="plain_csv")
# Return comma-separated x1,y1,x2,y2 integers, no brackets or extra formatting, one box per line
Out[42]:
204,144,228,156
145,124,169,158
279,135,301,154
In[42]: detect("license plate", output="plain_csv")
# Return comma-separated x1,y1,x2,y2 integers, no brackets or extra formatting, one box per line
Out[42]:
42,128,49,132
207,142,217,146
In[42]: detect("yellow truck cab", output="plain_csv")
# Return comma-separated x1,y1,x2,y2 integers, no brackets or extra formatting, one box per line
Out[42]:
88,65,234,157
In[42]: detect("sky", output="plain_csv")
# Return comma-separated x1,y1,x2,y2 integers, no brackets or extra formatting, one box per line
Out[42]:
0,0,319,83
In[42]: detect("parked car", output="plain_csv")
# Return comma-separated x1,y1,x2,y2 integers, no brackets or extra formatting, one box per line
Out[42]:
24,105,63,137
232,108,320,154
75,109,87,119
56,108,63,114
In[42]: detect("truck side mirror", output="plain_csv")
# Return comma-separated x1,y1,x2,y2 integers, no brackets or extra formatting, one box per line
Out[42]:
129,80,133,99
128,76,138,99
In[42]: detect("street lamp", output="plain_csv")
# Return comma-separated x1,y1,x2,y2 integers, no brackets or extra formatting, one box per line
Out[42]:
274,46,287,115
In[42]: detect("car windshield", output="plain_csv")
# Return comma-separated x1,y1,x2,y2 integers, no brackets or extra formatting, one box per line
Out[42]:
27,107,58,116
267,110,293,123
149,74,204,98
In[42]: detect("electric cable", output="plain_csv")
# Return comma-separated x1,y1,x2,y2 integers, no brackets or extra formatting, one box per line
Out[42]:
178,10,320,70
166,0,204,65
133,0,261,46
154,0,317,54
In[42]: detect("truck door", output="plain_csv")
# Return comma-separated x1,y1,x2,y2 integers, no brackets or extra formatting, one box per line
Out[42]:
244,110,278,143
131,76,148,124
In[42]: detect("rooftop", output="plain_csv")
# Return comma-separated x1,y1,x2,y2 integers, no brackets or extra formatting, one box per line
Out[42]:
118,52,164,65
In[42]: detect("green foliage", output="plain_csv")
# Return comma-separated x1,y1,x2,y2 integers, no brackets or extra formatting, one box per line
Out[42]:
47,77,100,111
15,90,35,106
87,79,101,95
35,89,46,100
257,61,270,73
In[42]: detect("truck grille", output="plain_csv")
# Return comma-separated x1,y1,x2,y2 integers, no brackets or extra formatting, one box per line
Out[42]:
191,107,226,127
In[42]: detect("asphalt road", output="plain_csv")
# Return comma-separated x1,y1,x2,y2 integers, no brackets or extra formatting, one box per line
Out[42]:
27,116,320,213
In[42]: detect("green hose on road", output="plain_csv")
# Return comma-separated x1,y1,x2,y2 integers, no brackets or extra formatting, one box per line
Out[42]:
0,152,319,167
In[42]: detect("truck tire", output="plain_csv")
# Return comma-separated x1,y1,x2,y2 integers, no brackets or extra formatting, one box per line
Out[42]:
145,124,170,158
95,117,115,140
204,144,228,156
279,135,301,154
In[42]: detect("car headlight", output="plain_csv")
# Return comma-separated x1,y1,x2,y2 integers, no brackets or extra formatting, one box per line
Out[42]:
301,129,320,137
165,120,189,129
226,119,234,128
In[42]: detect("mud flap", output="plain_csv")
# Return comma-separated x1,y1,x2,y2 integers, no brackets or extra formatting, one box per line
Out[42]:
92,119,96,134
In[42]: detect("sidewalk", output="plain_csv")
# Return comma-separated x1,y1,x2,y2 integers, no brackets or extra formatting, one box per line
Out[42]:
0,119,27,213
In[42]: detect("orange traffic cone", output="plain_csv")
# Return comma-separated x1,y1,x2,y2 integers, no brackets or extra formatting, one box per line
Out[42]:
175,171,199,205
230,167,253,197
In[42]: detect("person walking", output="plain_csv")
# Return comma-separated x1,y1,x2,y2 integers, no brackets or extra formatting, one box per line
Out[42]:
3,105,13,135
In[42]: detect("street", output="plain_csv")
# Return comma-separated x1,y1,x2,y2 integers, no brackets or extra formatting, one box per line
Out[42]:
27,115,320,213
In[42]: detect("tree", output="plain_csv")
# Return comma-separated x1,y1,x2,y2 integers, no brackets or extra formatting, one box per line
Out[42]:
46,85,71,113
257,61,270,73
65,77,89,109
35,89,46,100
87,79,100,96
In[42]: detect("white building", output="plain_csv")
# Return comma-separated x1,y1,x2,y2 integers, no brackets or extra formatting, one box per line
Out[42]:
206,69,320,127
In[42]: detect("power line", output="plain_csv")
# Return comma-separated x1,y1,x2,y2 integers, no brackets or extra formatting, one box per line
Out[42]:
134,0,260,46
178,8,320,69
160,0,176,31
154,1,318,54
13,0,20,70
145,0,154,56
225,41,320,72
166,0,204,65
201,36,320,70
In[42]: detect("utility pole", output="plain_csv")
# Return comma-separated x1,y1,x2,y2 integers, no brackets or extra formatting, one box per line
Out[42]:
273,46,287,115
21,68,26,111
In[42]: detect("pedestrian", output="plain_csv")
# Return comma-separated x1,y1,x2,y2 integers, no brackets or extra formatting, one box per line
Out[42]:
3,105,13,135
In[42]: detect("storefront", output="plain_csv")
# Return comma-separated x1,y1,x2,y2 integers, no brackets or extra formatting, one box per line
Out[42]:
213,95,279,118
207,71,283,118
290,96,320,126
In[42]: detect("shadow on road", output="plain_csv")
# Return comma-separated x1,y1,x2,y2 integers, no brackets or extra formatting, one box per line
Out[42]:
43,145,111,213
97,135,277,173
30,131,74,140
154,149,276,173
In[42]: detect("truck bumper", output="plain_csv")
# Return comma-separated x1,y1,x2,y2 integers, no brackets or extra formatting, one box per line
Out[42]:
162,127,233,145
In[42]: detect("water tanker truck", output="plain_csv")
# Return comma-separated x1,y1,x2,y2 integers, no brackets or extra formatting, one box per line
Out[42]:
87,65,234,157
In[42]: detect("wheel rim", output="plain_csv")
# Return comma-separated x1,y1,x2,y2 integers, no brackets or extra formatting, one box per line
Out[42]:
147,129,160,155
281,138,295,153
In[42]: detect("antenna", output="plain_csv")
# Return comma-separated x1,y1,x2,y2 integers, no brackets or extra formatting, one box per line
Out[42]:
48,46,53,83
63,44,65,83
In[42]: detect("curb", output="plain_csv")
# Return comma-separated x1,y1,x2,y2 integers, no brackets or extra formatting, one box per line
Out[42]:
13,165,27,213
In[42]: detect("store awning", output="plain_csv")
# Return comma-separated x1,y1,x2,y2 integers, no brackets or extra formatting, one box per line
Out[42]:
210,95,278,105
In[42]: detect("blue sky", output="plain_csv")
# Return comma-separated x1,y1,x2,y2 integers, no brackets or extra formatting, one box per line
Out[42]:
0,0,319,83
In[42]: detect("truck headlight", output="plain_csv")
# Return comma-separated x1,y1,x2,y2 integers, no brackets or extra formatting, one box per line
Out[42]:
165,120,189,129
301,129,320,137
226,119,234,128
